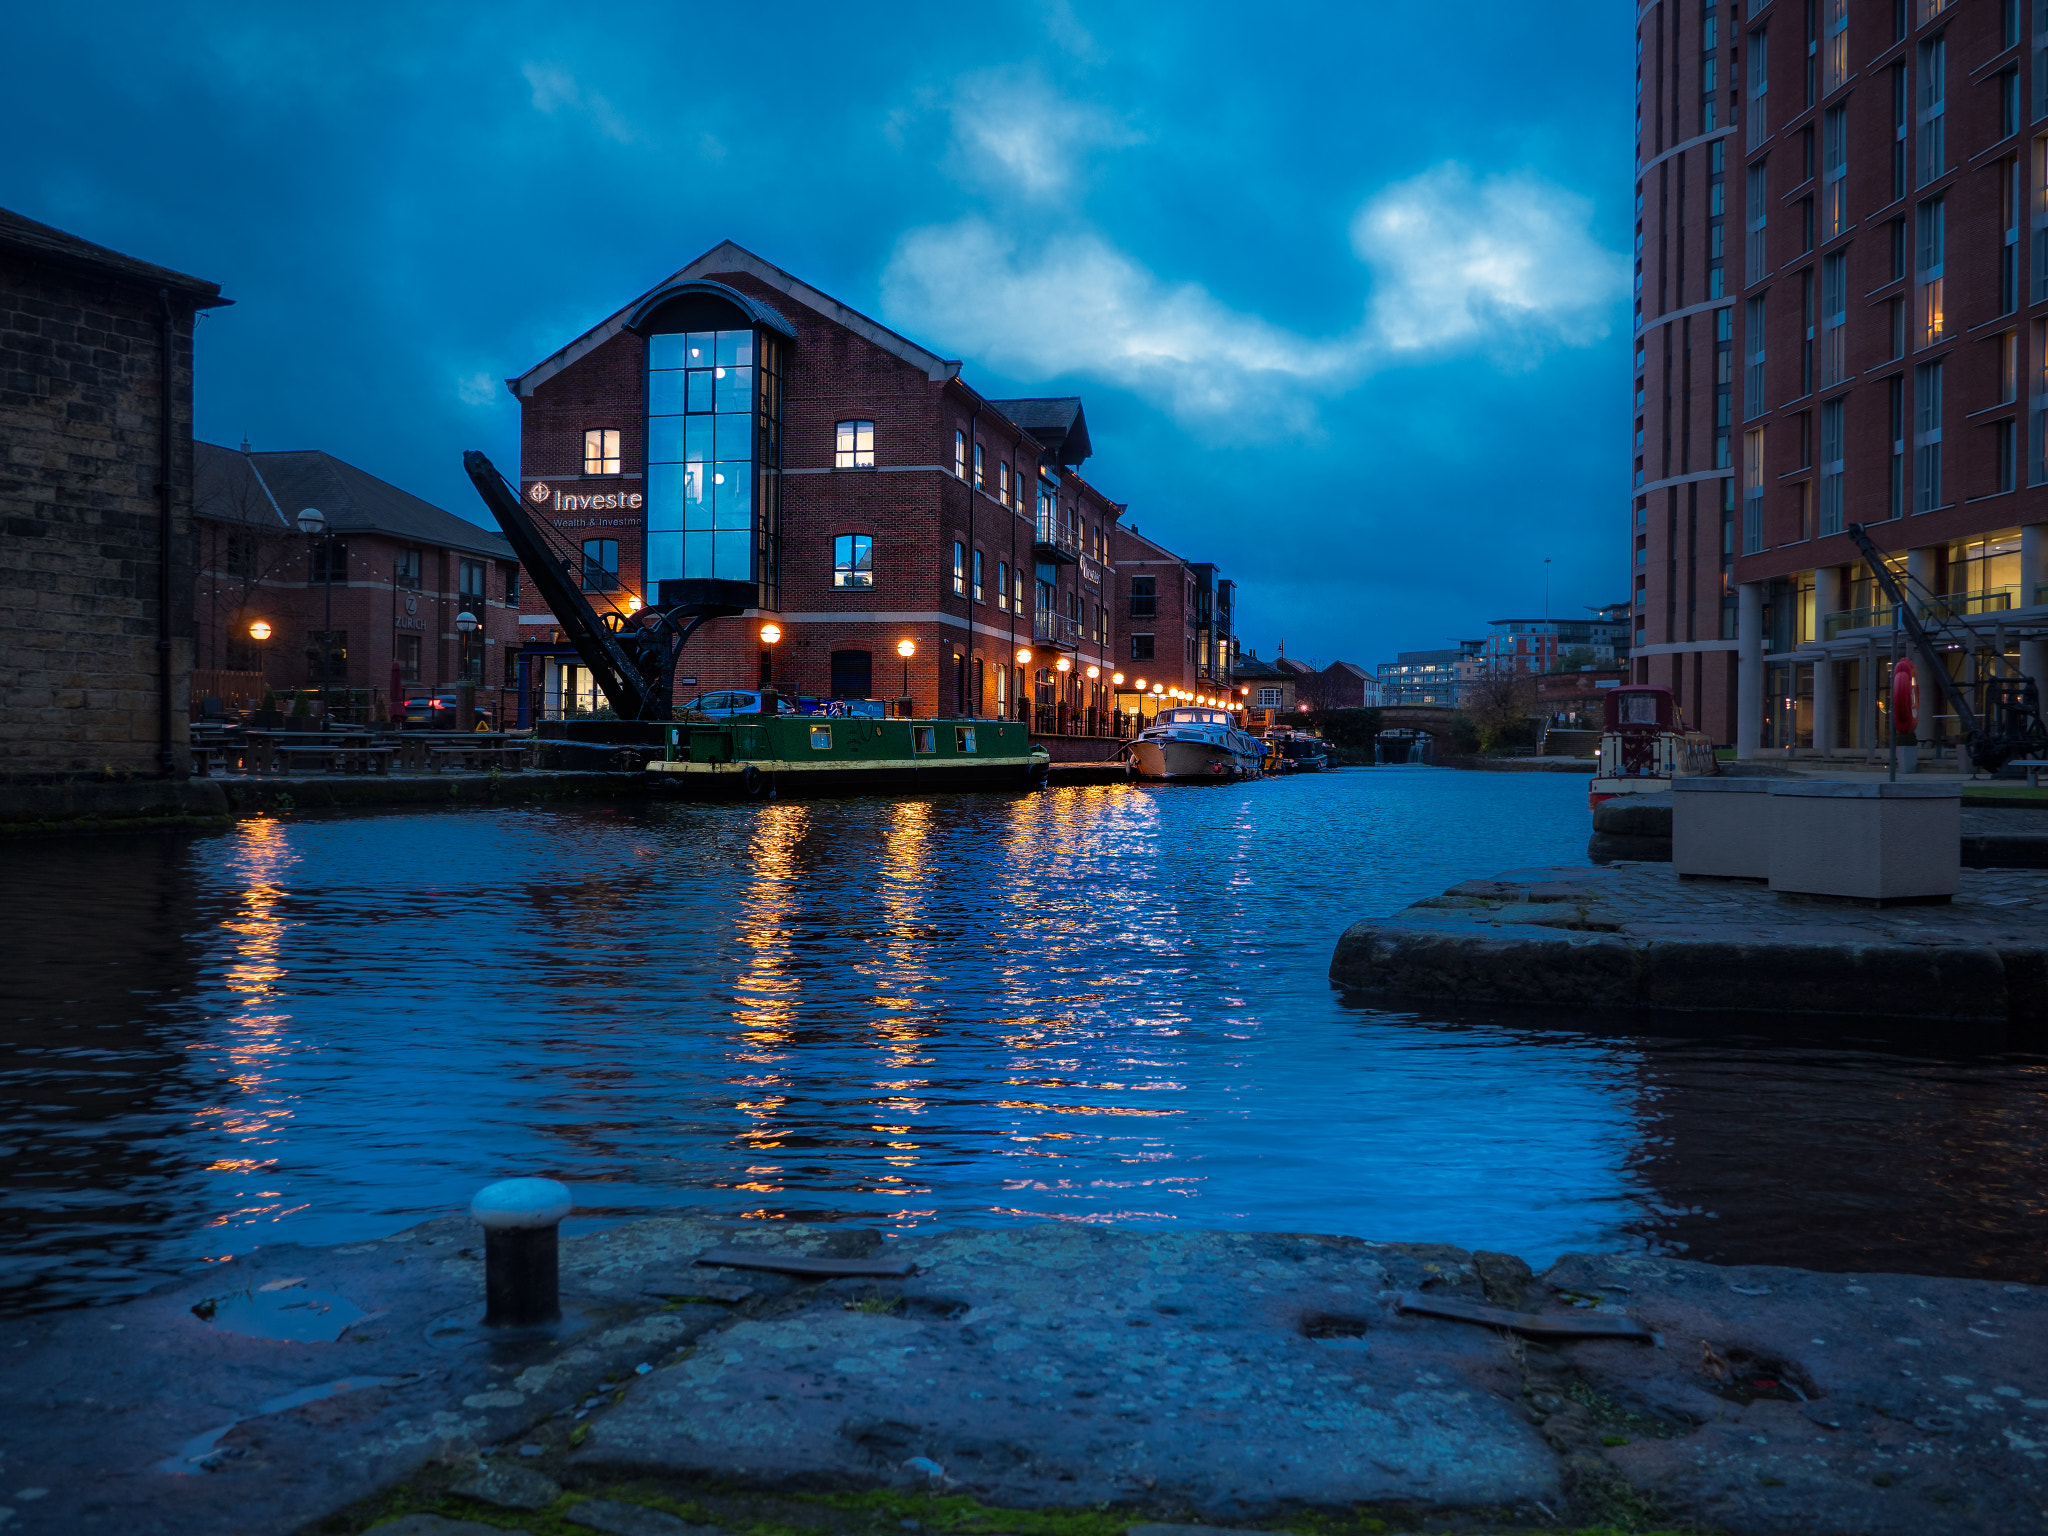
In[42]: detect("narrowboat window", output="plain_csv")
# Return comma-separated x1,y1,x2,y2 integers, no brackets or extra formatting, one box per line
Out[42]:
1620,694,1659,724
913,726,936,753
810,725,832,750
956,726,976,753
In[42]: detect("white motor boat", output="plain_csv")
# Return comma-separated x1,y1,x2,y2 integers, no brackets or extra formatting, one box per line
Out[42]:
1129,706,1267,782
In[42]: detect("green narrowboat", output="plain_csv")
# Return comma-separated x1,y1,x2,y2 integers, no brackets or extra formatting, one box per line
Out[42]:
646,715,1052,798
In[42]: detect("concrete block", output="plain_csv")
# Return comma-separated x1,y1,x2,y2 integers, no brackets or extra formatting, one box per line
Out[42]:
1767,780,1961,902
1673,777,1772,879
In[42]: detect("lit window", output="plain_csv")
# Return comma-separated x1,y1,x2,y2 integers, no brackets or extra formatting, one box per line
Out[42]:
834,533,873,589
954,429,967,478
583,428,621,475
997,559,1009,611
972,548,984,602
581,538,619,592
952,540,966,597
998,460,1011,505
973,443,985,488
835,420,874,468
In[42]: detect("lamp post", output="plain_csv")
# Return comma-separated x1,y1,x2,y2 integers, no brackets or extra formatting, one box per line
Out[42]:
456,609,480,731
759,621,782,699
1015,646,1032,724
296,507,334,719
897,637,916,717
248,619,271,692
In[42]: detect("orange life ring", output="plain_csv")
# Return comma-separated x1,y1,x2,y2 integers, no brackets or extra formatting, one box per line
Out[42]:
1891,658,1918,736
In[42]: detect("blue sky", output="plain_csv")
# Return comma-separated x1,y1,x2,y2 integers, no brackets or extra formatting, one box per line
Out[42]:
7,2,1635,668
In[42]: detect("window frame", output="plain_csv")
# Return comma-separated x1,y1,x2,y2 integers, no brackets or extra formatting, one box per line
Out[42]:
833,532,875,590
583,427,621,476
834,420,875,469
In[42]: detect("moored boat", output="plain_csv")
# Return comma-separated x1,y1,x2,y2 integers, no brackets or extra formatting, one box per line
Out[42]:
1588,684,1717,808
648,714,1049,798
1130,706,1266,782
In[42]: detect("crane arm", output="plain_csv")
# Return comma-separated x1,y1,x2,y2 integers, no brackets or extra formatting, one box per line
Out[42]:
463,450,658,720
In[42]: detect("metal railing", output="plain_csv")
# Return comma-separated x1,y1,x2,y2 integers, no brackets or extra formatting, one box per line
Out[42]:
1822,586,2015,640
1028,705,1131,739
1032,610,1082,647
1033,511,1080,562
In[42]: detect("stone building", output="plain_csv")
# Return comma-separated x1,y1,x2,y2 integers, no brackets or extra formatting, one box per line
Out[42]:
0,206,226,780
505,241,1232,731
191,442,521,718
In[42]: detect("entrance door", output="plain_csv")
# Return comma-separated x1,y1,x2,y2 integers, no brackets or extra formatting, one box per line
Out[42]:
830,649,873,700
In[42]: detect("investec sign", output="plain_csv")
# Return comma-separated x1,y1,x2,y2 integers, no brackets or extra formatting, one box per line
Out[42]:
526,481,643,527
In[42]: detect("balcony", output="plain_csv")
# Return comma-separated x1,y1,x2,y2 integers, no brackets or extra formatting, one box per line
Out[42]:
1820,587,2016,641
1032,610,1081,650
1033,511,1080,564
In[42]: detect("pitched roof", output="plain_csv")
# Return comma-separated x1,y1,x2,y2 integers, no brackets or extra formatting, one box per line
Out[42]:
193,442,513,561
0,205,228,305
510,240,961,399
988,397,1091,467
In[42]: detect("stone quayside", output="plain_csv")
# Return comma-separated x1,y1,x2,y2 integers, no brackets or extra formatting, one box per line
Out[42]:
4,1218,2045,1536
1329,861,2048,1030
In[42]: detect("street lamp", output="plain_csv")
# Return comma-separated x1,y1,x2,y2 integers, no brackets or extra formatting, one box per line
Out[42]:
759,622,782,645
897,637,915,709
296,508,335,718
1015,647,1032,664
248,619,271,693
1086,664,1100,679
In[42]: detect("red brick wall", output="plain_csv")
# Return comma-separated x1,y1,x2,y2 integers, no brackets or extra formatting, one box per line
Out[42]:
514,267,1127,720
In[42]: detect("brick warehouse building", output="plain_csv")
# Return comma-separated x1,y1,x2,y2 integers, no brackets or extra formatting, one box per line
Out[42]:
1635,0,2048,756
0,207,227,780
191,443,522,717
506,242,1234,729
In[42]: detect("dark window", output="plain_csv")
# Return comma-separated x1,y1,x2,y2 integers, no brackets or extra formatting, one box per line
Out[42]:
460,558,487,608
504,564,520,604
830,649,873,700
1131,633,1155,661
834,533,873,588
952,540,966,596
581,539,619,592
224,530,257,578
972,548,984,601
309,540,348,584
458,631,484,684
395,548,422,589
398,635,420,682
1130,575,1157,616
305,629,348,682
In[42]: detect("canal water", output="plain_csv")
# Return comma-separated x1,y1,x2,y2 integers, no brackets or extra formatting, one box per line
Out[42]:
4,767,2046,1315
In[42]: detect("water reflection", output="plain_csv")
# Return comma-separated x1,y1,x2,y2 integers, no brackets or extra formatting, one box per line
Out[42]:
1,769,2045,1314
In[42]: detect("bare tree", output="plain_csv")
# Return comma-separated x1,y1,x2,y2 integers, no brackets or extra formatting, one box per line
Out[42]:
1461,670,1540,754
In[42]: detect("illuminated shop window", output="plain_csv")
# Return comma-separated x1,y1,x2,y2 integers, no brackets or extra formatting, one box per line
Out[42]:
836,420,874,467
584,428,621,475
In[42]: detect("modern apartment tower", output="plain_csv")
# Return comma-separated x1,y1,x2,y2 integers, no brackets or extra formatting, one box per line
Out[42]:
1635,0,2048,756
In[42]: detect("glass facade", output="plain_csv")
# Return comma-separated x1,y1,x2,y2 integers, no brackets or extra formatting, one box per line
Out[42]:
645,324,783,601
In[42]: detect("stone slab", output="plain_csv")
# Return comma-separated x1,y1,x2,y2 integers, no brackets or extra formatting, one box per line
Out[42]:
4,1214,2046,1534
577,1227,1554,1515
1331,861,2048,1028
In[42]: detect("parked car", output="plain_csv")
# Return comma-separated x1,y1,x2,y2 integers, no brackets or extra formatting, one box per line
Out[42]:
401,693,495,728
679,690,798,717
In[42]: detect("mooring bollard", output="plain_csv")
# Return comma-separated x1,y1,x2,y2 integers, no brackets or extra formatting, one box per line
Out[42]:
470,1177,572,1328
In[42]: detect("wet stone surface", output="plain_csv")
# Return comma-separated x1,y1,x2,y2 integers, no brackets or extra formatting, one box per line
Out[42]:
1330,861,2048,1027
2,1214,2044,1536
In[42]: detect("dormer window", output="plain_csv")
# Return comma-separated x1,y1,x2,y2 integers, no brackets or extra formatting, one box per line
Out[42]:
584,428,621,475
836,420,874,467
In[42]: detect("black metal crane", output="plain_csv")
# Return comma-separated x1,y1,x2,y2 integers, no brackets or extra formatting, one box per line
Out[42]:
1844,521,2048,773
463,451,747,721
